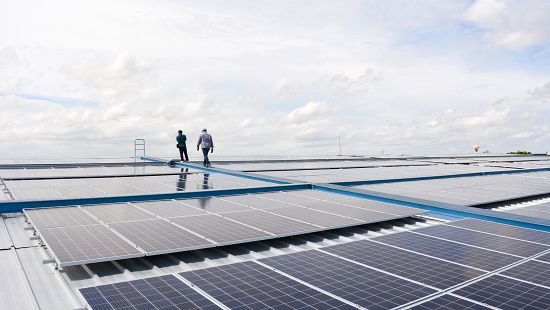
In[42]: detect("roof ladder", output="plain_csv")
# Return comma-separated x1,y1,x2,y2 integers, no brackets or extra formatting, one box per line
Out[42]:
134,139,146,175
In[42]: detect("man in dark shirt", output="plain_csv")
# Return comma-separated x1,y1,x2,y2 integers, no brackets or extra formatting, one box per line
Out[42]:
176,130,189,162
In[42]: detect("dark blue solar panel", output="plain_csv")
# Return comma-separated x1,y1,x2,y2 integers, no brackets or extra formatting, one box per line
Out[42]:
260,250,436,309
414,225,549,257
79,274,220,310
324,240,486,289
409,294,491,309
537,253,550,263
448,218,550,246
453,275,550,310
500,260,550,287
375,231,521,271
180,261,355,310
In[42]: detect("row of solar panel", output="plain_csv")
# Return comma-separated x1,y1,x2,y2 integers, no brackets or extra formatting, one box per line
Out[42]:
0,164,179,179
359,173,550,206
255,164,513,184
6,173,272,200
502,201,550,221
79,218,550,310
26,190,425,266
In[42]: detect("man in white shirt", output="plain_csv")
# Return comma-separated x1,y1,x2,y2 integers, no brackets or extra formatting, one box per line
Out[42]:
197,128,214,167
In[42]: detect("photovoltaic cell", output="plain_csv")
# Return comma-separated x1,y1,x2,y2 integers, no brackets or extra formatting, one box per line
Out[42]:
414,225,549,257
260,250,436,309
536,253,550,263
217,194,291,210
324,240,486,289
447,218,550,245
169,215,272,244
409,294,491,310
129,200,207,218
24,207,99,228
306,203,420,222
109,219,213,255
374,231,521,271
180,261,355,310
81,203,156,223
500,260,550,286
39,225,143,266
267,206,362,228
453,275,550,310
177,198,251,213
79,274,221,310
221,210,321,236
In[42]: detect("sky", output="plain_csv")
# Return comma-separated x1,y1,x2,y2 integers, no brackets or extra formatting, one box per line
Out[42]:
1,0,549,159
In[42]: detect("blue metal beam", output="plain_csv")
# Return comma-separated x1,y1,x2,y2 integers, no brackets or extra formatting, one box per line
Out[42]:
314,183,550,232
140,156,301,184
0,183,312,213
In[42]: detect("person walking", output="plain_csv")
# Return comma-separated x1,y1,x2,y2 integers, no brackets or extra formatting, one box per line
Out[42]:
197,128,214,167
176,130,189,162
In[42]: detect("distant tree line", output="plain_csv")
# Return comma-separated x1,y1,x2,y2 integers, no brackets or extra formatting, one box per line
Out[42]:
507,150,532,154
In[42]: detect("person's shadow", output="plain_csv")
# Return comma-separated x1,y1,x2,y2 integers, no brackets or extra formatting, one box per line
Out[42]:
176,168,188,191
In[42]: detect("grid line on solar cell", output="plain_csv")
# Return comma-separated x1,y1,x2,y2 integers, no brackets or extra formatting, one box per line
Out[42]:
177,198,251,213
260,250,436,309
413,225,549,257
129,200,207,218
408,294,492,310
79,274,221,310
180,261,356,310
81,203,156,223
536,253,550,263
324,240,486,289
306,203,421,222
374,231,521,271
108,219,214,255
216,194,292,210
221,210,322,236
38,224,143,266
169,215,273,244
24,207,99,228
500,259,550,287
446,219,550,246
453,275,550,310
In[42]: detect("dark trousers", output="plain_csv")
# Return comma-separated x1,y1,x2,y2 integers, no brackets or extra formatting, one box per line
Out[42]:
201,148,211,166
178,147,189,161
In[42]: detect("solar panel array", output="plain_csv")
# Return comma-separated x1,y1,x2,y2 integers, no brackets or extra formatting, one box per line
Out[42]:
0,164,182,179
253,164,511,183
26,190,425,266
358,172,550,206
500,201,550,220
6,172,273,200
78,218,550,310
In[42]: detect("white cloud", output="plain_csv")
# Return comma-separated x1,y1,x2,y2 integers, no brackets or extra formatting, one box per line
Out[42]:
464,0,550,49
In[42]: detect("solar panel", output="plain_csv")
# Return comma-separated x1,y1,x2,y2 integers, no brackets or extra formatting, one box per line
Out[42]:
447,218,550,245
178,198,251,213
267,206,362,228
324,240,486,289
24,207,99,228
500,260,550,287
505,208,550,220
38,225,143,266
180,261,356,309
453,275,550,310
260,250,436,309
525,202,550,211
306,203,421,222
254,191,324,205
414,225,549,257
409,294,491,309
169,215,272,244
109,219,214,255
79,274,221,310
217,194,291,209
81,203,156,223
221,210,321,236
375,231,521,271
129,200,207,218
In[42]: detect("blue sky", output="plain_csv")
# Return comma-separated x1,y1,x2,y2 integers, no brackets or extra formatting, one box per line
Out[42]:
0,0,549,158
